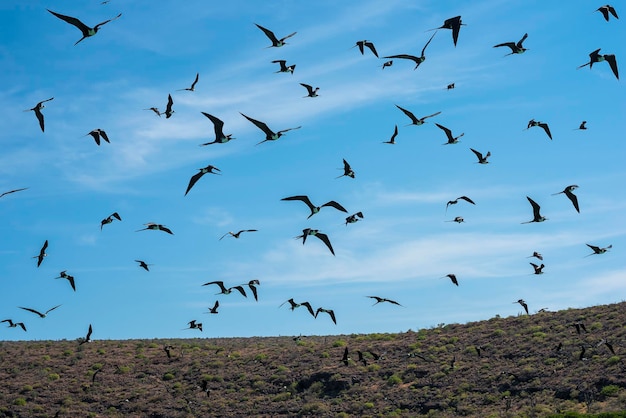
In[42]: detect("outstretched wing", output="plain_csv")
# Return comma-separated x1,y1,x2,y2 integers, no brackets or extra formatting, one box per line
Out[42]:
314,232,335,256
185,171,205,196
47,9,90,34
240,113,273,136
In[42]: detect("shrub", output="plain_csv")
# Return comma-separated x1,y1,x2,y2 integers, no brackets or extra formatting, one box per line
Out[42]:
387,374,402,386
600,385,620,397
13,398,26,406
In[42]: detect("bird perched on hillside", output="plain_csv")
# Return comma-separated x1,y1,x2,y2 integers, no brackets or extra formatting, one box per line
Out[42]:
552,185,580,213
199,113,234,145
219,229,257,240
571,322,588,334
1,319,26,332
577,48,619,80
295,228,335,255
514,299,529,314
33,240,48,267
281,195,347,219
353,40,378,57
177,73,199,92
136,223,173,234
185,165,221,196
47,9,122,45
493,33,528,56
367,296,402,306
428,16,465,47
25,97,54,132
526,119,552,139
596,5,619,21
100,212,121,230
522,196,547,224
86,129,110,146
255,24,296,48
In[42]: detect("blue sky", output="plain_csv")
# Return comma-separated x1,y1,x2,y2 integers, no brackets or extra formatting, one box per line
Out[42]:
0,0,624,341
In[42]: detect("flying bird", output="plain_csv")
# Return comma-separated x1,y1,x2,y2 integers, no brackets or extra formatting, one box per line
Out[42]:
441,274,459,286
598,338,616,355
530,262,545,275
200,112,234,145
202,281,247,297
25,97,54,132
295,228,335,255
315,307,337,324
135,260,152,271
552,185,580,213
522,196,547,223
164,94,175,118
79,324,93,345
240,113,301,145
55,270,76,291
514,299,529,315
596,5,619,21
185,164,221,196
86,129,110,146
527,251,543,261
242,279,260,301
396,105,441,126
575,121,587,130
435,123,464,145
144,107,161,117
447,83,456,90
100,212,121,230
255,24,296,47
383,32,436,70
446,196,475,213
185,320,202,332
345,211,364,225
281,195,347,219
19,304,62,318
367,296,402,306
33,240,48,267
526,119,552,140
279,298,316,317
336,158,355,179
177,73,199,91
428,16,465,47
272,59,296,74
341,347,350,366
1,319,26,331
353,40,379,57
382,125,398,144
578,48,619,80
493,33,528,56
136,223,173,234
300,83,319,98
380,60,393,69
445,216,465,223
0,188,28,199
206,301,219,314
219,229,258,240
572,322,588,334
470,148,491,164
47,9,121,45
586,243,612,256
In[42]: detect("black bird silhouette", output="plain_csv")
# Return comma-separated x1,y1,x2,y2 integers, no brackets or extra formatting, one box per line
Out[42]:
345,211,364,225
206,301,219,314
25,97,54,132
367,296,402,306
493,33,528,56
522,196,547,224
552,185,580,213
163,345,174,358
441,274,459,286
0,187,28,198
514,299,529,315
86,129,110,146
240,113,301,145
272,59,296,74
575,121,587,130
295,228,335,255
353,40,378,57
177,73,199,91
396,105,441,126
380,60,393,69
586,243,612,256
185,320,202,332
281,195,347,219
101,212,121,230
200,112,234,145
164,94,175,118
136,223,173,234
185,164,221,196
526,119,552,139
279,298,316,317
219,229,258,240
47,9,121,45
356,350,369,366
19,304,62,318
255,24,296,47
598,338,616,355
242,279,260,301
435,123,464,145
336,158,355,179
572,322,588,334
33,240,48,267
445,216,465,223
384,32,436,69
527,251,544,261
135,260,152,271
79,324,93,345
315,307,337,324
341,347,350,366
202,281,247,297
300,83,319,98
596,5,619,21
55,270,76,291
447,83,455,90
144,107,161,117
429,16,465,47
382,125,398,144
530,262,545,275
1,319,26,331
446,196,475,213
470,148,491,164
579,345,587,360
578,48,619,80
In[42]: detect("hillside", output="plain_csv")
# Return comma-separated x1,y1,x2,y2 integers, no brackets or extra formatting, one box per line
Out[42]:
1,302,626,417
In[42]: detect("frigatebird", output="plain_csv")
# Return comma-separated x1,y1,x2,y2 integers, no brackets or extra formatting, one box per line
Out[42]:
255,24,296,47
272,59,296,74
435,123,464,144
206,301,219,314
470,148,491,164
202,281,247,297
522,196,547,223
336,158,355,179
177,73,199,91
572,322,588,334
279,298,315,317
55,270,76,291
396,105,441,126
1,319,26,331
0,188,28,198
345,212,364,225
200,113,234,145
281,195,347,219
240,113,301,145
185,164,221,196
446,196,475,213
136,223,173,234
526,119,552,139
79,324,93,345
101,212,121,229
586,243,612,256
596,5,619,21
493,33,528,56
353,40,378,57
341,347,350,366
367,296,402,306
164,94,175,118
295,228,335,255
441,274,459,286
598,338,616,355
552,185,580,213
25,97,54,132
47,9,121,45
380,60,393,69
185,320,203,332
527,251,543,261
445,216,465,223
514,299,529,314
144,107,161,117
428,16,465,47
577,48,619,80
300,83,319,98
575,121,587,130
33,240,48,267
219,229,258,240
315,307,337,324
86,129,110,146
135,260,152,271
382,125,398,144
530,262,545,275
19,304,62,318
242,279,260,301
383,32,436,70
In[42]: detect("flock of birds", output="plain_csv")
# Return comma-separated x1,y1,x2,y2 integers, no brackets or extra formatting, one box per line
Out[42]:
0,3,622,342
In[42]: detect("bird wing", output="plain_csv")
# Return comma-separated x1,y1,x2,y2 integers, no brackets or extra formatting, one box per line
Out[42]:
230,286,247,297
67,275,76,291
203,281,227,293
112,212,121,221
41,240,49,253
248,284,258,301
202,112,225,139
185,171,205,196
165,94,174,113
421,32,436,56
538,123,552,139
85,324,93,340
94,13,122,30
300,302,315,317
364,41,378,57
390,125,398,142
255,24,279,44
99,130,110,143
0,188,28,198
493,41,515,50
321,200,348,213
46,304,62,314
314,232,335,255
240,113,273,136
19,307,44,317
190,72,199,89
281,195,315,210
586,244,601,252
527,196,541,218
605,54,619,80
300,83,313,95
395,105,418,123
458,196,475,205
608,5,619,19
435,123,453,141
277,126,301,135
423,111,442,120
47,9,90,34
517,33,528,48
279,31,297,43
385,54,419,63
564,190,580,213
470,148,484,160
